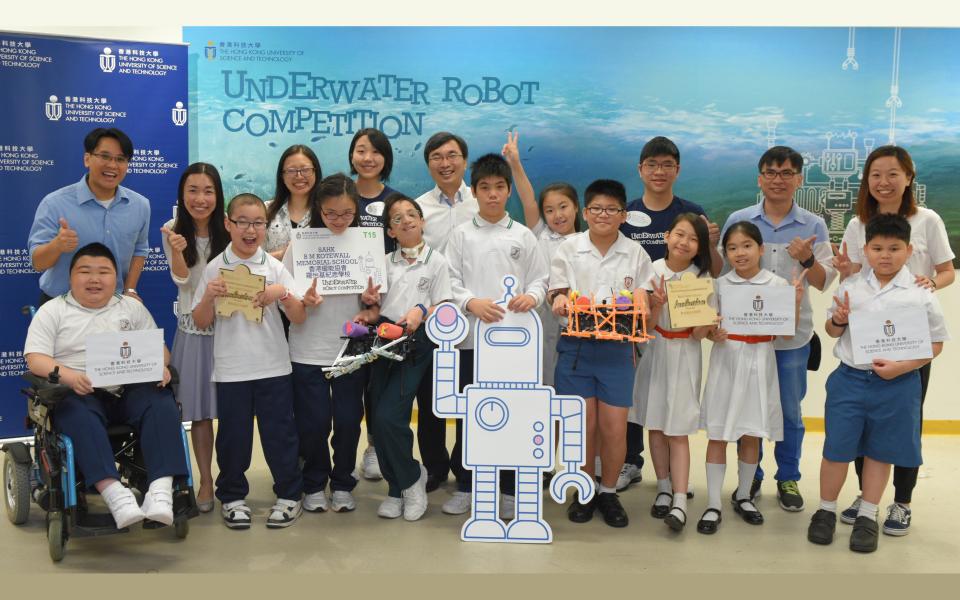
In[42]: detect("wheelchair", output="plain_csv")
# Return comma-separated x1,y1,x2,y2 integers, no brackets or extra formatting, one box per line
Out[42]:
2,363,200,562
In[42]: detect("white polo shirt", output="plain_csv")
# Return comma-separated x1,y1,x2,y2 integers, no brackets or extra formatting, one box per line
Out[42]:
25,293,157,372
549,231,656,302
281,247,362,366
445,214,548,349
192,245,294,382
379,245,453,323
827,266,949,370
416,181,478,254
841,207,955,279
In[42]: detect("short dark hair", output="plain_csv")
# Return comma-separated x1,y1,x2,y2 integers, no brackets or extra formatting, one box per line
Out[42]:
665,213,713,277
423,131,468,164
758,146,803,172
69,242,117,273
349,128,394,182
856,145,917,223
865,213,911,244
640,136,680,164
382,193,423,228
84,128,133,159
584,179,627,209
469,154,512,189
310,173,361,228
227,193,266,218
722,220,764,248
268,144,323,225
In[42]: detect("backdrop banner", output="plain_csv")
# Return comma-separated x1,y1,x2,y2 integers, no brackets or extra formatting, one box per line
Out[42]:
0,31,187,440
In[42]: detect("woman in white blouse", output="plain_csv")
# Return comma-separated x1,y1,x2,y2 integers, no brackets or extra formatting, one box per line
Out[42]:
264,145,323,260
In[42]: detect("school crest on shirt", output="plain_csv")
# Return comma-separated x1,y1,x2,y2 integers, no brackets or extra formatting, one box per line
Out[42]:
417,277,430,291
510,246,521,260
753,295,764,312
118,318,133,331
623,276,634,289
883,320,896,337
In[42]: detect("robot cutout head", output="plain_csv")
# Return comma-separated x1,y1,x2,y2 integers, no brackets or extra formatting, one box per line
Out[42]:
475,275,542,386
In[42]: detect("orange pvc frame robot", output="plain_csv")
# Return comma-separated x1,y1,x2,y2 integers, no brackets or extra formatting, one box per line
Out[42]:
561,290,653,343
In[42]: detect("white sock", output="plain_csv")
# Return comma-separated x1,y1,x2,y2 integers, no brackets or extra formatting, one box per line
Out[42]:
148,476,173,494
736,460,758,501
671,493,687,513
858,499,879,521
819,498,837,513
657,477,672,494
706,462,726,511
599,484,616,494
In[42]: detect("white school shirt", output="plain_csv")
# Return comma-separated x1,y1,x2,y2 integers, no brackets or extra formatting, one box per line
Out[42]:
416,181,479,254
379,245,453,323
445,214,548,349
281,243,364,366
827,266,949,370
841,208,955,279
162,218,213,336
25,293,157,372
549,231,656,303
192,245,294,382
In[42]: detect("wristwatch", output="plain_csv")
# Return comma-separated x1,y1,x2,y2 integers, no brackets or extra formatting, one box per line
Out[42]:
799,254,816,269
124,288,138,295
279,288,290,302
416,303,428,319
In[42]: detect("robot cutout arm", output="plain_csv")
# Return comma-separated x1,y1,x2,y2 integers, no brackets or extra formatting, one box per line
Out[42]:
426,302,469,418
549,394,595,504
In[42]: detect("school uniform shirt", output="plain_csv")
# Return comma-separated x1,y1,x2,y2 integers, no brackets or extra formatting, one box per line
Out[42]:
445,214,548,349
630,260,707,436
827,265,949,370
281,245,362,366
549,231,656,305
620,195,708,261
721,201,837,351
416,181,479,254
700,268,785,442
192,245,295,382
162,218,213,336
532,221,576,387
24,293,156,372
841,207,955,279
264,200,311,253
379,245,453,323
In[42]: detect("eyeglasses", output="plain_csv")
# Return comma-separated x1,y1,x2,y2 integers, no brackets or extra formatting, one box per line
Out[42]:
228,218,267,230
761,169,799,180
389,212,420,225
427,152,464,164
586,206,625,216
283,167,315,178
90,152,129,166
322,210,356,221
641,160,678,173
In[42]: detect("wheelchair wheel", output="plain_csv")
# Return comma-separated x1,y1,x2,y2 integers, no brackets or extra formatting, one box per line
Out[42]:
3,451,30,525
174,517,189,539
47,511,66,562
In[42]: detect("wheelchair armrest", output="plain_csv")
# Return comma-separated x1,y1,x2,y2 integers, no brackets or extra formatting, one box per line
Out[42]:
21,373,73,407
167,364,180,387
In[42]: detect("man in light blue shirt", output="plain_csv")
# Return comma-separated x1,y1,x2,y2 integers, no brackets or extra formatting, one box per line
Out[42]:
28,127,150,303
720,146,837,513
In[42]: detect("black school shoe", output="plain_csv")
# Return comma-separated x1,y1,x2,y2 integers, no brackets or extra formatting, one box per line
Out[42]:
807,509,836,545
731,493,764,525
664,507,686,532
696,508,722,534
850,516,880,553
596,492,629,528
567,496,597,523
425,473,448,493
650,492,672,519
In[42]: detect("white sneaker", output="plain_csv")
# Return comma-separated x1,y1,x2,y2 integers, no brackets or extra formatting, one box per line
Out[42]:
500,493,515,521
303,490,329,513
331,490,357,512
102,482,145,529
616,463,642,491
378,496,403,519
221,500,252,529
362,446,383,481
442,490,471,515
402,465,429,521
141,479,174,526
266,498,302,528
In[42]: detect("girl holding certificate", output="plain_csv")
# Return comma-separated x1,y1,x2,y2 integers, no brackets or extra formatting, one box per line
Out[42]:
697,222,805,535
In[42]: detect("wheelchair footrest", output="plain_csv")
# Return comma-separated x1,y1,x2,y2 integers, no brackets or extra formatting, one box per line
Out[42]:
73,512,130,537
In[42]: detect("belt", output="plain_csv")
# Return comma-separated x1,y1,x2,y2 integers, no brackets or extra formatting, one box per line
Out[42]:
727,334,775,344
655,325,692,339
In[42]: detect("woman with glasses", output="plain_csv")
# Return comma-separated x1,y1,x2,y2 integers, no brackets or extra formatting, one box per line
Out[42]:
265,145,323,260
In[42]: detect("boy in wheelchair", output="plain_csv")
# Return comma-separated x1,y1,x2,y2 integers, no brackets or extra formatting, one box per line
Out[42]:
23,242,188,530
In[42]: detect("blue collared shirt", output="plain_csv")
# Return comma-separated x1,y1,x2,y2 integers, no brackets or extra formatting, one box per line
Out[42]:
28,176,151,296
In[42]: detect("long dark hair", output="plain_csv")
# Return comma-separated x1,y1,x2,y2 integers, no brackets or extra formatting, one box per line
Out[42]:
308,173,362,228
173,163,229,267
664,212,712,276
267,144,323,225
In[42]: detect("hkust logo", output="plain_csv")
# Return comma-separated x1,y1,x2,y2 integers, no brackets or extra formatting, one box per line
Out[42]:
99,47,116,73
753,295,764,312
205,41,216,60
171,101,187,126
120,341,131,359
883,319,896,337
45,95,62,121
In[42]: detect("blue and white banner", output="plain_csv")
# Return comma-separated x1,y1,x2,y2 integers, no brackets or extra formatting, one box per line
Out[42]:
0,31,187,440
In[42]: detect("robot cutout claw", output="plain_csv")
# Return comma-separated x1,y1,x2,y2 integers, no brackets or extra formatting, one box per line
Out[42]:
426,275,595,544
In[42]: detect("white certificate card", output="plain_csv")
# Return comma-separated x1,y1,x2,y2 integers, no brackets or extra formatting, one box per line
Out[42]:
86,329,165,387
290,227,388,296
719,284,795,336
849,307,932,365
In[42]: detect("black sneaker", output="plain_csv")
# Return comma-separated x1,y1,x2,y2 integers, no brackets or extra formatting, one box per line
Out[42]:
567,496,597,523
777,480,804,512
850,516,879,553
750,477,762,501
807,509,836,545
596,492,629,528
